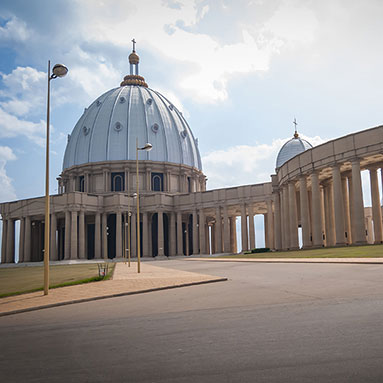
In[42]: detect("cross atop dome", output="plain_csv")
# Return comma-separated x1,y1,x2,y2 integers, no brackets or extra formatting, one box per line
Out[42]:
121,39,148,87
293,117,299,138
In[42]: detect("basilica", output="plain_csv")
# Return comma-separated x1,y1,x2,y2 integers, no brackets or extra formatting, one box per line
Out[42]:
1,47,382,263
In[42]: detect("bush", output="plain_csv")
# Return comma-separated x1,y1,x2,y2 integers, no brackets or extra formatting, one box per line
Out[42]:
250,248,270,254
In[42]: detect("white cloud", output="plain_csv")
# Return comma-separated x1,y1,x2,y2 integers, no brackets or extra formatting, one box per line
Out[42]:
0,107,45,146
0,16,29,42
203,134,327,190
66,0,279,102
0,146,17,202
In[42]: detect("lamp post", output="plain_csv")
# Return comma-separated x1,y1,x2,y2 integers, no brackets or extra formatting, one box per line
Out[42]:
44,61,68,296
125,193,136,267
136,139,152,273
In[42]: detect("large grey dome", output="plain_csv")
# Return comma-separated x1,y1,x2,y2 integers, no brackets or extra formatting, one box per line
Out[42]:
276,133,312,169
63,85,202,170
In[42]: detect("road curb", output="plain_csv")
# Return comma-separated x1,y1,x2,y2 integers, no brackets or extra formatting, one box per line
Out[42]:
0,277,227,318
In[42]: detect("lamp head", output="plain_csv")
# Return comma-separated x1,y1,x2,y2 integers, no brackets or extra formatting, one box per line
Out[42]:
52,64,68,78
142,143,152,151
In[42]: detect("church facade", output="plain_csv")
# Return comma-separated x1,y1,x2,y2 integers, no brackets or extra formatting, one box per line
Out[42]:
1,48,382,263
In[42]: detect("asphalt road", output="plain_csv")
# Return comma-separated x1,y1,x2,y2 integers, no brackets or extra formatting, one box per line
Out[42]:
2,260,383,382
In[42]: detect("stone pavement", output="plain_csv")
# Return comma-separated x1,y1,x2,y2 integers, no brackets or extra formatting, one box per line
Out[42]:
0,262,227,317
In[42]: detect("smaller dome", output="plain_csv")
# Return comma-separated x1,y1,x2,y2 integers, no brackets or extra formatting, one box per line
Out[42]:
276,133,312,168
129,52,139,64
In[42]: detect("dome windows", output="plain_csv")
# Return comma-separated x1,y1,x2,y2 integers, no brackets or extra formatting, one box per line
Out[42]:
114,122,123,132
151,123,159,133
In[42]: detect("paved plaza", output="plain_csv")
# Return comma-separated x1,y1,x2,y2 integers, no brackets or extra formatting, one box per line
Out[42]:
2,259,383,382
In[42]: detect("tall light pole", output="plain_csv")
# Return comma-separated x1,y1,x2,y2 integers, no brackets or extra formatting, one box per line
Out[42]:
126,192,136,267
44,61,68,295
136,139,152,273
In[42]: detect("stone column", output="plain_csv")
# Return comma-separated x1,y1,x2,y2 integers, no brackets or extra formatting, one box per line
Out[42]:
158,211,164,256
288,182,299,250
177,212,183,256
369,168,383,243
230,217,237,253
223,206,230,253
241,204,248,252
64,211,71,259
310,172,323,247
267,199,274,250
347,176,356,242
170,212,176,256
19,218,25,262
6,219,15,263
142,212,149,257
24,216,31,262
324,184,335,246
115,211,122,258
71,210,78,259
299,176,311,248
320,187,326,245
273,193,282,250
248,204,256,250
192,210,198,255
280,190,286,249
366,216,374,244
215,206,222,253
332,165,346,246
351,159,367,244
102,212,108,259
131,213,136,257
1,219,7,263
199,210,206,255
282,186,290,249
95,213,101,259
341,177,352,244
50,213,58,261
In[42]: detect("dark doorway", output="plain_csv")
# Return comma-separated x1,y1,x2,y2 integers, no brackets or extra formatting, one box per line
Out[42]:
182,215,193,255
87,224,95,259
107,214,116,259
151,213,169,257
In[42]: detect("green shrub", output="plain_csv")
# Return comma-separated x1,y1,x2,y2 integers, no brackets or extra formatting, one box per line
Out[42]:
250,248,270,254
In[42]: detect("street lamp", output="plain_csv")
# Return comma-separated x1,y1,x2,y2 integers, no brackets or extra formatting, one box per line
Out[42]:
44,61,68,296
124,192,137,267
136,139,152,273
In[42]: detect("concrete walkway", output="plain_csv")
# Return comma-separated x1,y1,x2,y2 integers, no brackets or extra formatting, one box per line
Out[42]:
0,262,227,317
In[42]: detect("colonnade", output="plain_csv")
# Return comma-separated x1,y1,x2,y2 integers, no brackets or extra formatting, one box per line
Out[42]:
0,200,277,263
274,159,383,250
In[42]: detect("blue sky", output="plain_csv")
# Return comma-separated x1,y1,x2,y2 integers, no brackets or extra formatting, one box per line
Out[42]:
0,0,382,206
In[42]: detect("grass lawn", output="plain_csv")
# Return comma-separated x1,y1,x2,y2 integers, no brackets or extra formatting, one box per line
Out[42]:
0,263,115,298
221,244,383,259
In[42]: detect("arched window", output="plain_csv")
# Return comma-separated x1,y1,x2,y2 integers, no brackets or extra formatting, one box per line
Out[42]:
111,172,125,192
79,176,85,192
151,173,164,191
